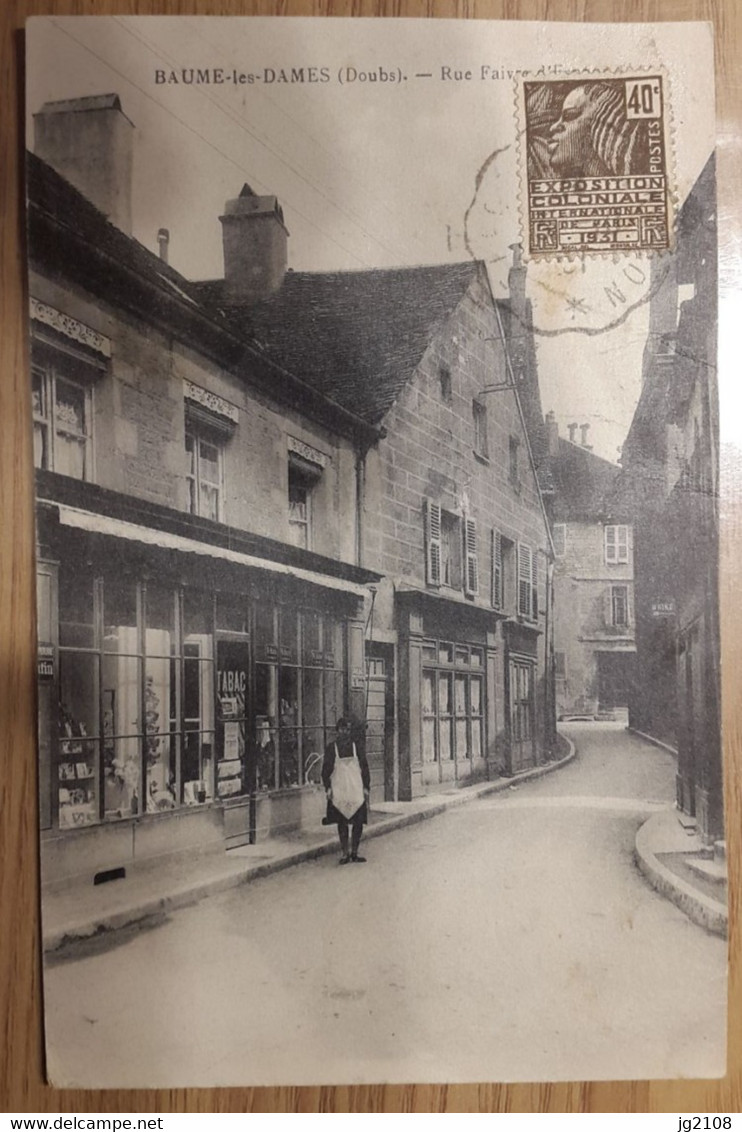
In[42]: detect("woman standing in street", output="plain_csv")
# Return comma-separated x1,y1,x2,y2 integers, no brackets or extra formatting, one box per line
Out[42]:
322,717,370,864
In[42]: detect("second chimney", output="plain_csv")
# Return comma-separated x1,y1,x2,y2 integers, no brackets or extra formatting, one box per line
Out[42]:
220,183,288,303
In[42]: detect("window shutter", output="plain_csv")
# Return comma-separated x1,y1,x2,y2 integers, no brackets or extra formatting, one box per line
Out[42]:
531,551,539,620
605,525,617,564
517,543,532,619
605,585,615,627
627,585,634,628
464,517,479,597
491,529,503,610
425,500,442,586
618,525,629,563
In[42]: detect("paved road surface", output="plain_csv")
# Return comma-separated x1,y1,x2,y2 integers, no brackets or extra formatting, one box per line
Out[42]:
44,724,727,1087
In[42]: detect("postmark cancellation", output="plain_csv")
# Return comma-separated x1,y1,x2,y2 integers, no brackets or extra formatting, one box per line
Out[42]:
518,72,673,258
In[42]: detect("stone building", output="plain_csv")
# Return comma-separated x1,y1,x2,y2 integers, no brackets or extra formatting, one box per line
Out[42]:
543,416,637,719
618,155,721,838
234,255,557,795
29,95,380,885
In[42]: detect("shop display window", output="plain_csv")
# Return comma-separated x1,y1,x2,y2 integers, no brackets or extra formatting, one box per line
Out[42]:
102,653,142,817
422,636,487,771
302,610,322,666
255,603,277,661
254,663,278,790
58,651,99,827
146,584,176,655
279,607,299,664
455,674,469,758
324,669,344,733
59,570,94,648
50,571,348,827
422,671,436,762
216,593,249,635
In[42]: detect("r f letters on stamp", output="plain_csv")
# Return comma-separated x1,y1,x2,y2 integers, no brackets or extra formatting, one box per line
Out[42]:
521,75,672,257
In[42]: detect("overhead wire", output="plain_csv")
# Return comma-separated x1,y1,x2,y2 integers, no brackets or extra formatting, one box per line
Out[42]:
48,17,374,269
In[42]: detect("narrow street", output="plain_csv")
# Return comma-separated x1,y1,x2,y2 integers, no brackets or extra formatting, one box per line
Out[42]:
45,724,727,1088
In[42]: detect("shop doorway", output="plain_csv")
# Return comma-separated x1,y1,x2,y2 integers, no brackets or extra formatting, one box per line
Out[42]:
508,656,536,773
216,634,253,845
365,644,394,802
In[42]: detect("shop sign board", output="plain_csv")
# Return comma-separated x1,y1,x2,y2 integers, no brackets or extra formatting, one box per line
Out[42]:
37,643,54,680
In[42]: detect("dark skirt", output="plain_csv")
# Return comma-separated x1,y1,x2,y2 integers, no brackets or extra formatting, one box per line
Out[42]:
323,799,368,826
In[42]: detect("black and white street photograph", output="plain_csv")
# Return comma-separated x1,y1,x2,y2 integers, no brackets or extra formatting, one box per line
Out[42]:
25,16,725,1086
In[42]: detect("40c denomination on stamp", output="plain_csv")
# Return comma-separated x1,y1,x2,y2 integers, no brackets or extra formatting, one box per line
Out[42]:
518,73,673,257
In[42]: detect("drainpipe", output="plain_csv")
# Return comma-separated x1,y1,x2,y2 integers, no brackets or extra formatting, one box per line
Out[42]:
545,558,556,757
355,450,365,567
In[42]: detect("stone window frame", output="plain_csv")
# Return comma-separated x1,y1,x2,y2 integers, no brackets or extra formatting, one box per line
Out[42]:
185,419,225,524
611,583,630,628
31,339,99,482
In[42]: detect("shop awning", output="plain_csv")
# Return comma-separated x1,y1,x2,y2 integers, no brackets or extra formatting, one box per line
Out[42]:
56,504,373,599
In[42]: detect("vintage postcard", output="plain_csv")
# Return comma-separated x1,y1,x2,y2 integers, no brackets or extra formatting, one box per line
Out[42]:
25,17,725,1086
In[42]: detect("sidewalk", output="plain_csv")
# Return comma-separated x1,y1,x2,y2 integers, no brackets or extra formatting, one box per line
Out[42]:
634,807,728,938
42,732,728,953
42,746,576,954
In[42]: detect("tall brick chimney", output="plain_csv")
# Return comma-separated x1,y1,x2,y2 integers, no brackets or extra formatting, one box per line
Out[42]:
220,183,288,303
34,94,134,235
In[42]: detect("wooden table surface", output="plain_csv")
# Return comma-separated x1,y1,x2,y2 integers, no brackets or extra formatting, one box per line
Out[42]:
1,0,740,1114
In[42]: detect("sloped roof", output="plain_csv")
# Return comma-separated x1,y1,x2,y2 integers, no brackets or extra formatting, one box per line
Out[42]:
28,150,212,315
550,438,622,522
27,152,379,445
194,262,482,425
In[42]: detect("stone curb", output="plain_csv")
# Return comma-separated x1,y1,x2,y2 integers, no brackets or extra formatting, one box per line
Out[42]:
626,726,679,758
44,739,576,954
634,813,728,938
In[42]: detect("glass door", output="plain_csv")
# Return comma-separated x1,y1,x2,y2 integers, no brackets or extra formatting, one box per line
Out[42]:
216,634,250,799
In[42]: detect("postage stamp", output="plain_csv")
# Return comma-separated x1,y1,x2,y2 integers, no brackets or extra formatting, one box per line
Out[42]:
519,73,673,257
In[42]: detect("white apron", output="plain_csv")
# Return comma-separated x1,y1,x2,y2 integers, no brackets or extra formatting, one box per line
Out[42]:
330,742,365,820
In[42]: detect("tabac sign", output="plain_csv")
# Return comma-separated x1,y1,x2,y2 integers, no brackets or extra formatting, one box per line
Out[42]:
651,599,676,618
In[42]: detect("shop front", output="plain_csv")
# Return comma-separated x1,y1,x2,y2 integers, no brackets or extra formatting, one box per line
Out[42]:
36,486,375,885
395,593,498,799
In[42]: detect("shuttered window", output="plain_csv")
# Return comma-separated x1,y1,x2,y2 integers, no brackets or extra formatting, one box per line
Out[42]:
605,524,629,564
517,543,538,621
425,500,442,587
464,517,479,597
491,529,503,610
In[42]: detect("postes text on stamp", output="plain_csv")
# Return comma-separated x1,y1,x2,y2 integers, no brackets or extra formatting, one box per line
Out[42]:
521,74,672,257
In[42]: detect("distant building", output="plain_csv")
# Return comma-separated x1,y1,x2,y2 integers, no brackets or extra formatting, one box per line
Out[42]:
618,156,721,839
542,415,636,719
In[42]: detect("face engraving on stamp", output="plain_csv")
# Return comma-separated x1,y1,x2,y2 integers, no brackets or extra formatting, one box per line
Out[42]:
522,75,671,257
